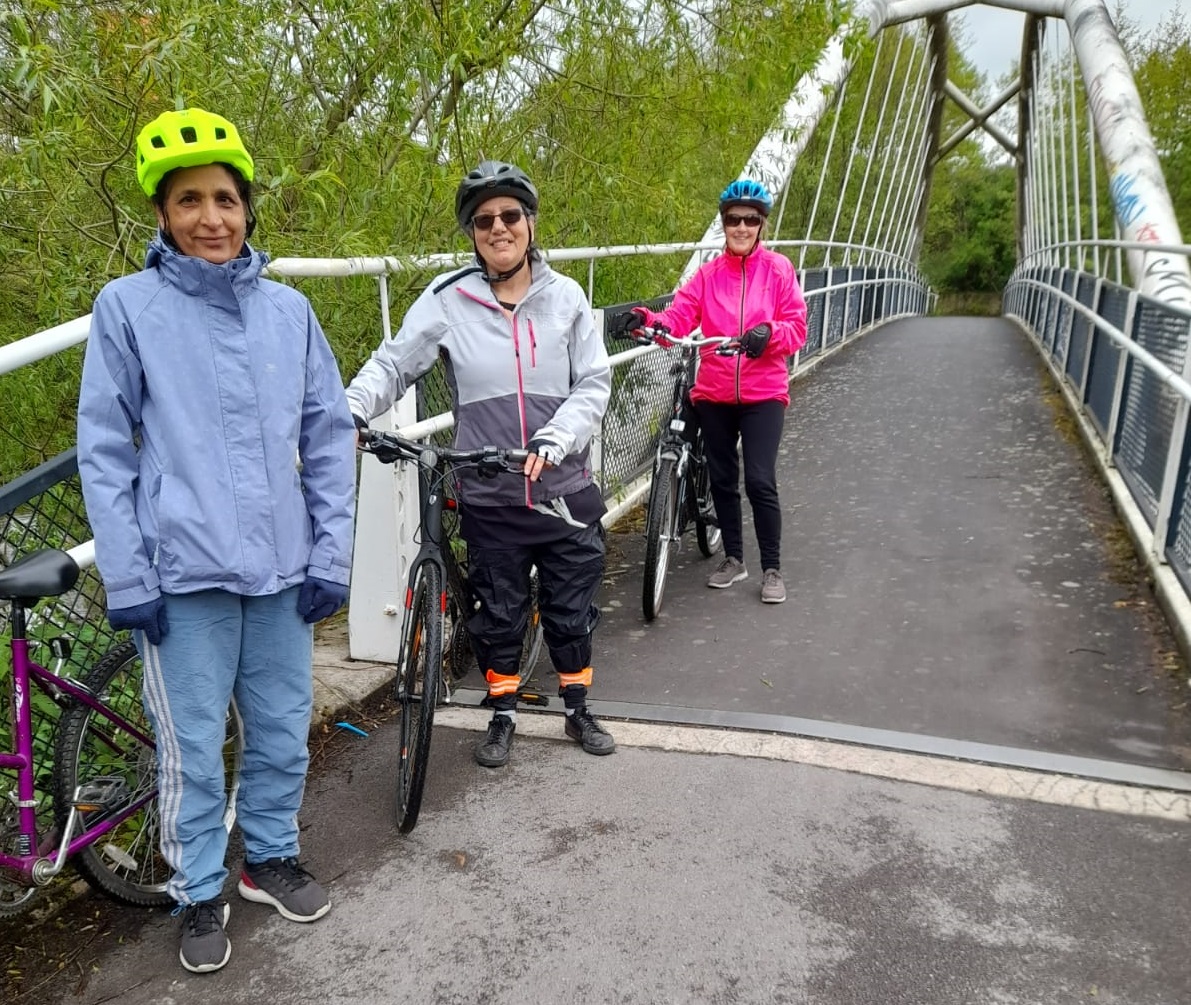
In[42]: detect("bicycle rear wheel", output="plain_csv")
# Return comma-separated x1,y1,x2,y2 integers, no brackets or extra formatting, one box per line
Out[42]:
519,565,545,686
642,455,679,621
395,562,443,834
52,640,244,906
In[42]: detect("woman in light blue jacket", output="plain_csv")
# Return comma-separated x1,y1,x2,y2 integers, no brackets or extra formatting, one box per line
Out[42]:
76,108,356,976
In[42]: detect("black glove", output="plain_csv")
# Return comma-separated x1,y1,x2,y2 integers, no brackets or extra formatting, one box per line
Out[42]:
740,323,771,359
109,598,169,645
297,576,349,624
352,413,369,431
608,307,647,337
527,437,564,466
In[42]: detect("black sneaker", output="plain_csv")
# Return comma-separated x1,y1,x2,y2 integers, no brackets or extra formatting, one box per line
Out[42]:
178,899,231,974
237,857,330,922
475,714,515,767
564,706,616,755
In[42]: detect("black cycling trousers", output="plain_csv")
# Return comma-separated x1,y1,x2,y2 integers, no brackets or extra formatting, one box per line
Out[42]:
693,398,785,571
466,522,605,710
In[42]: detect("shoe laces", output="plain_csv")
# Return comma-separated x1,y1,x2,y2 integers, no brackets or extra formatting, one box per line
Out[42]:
486,716,514,741
572,707,605,732
257,856,314,890
182,900,224,936
764,569,782,584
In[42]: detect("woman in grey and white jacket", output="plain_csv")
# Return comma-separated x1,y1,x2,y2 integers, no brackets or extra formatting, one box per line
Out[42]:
346,160,615,768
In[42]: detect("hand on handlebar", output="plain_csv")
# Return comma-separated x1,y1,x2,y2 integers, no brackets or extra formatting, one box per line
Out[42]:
608,306,649,338
739,323,771,358
526,438,562,483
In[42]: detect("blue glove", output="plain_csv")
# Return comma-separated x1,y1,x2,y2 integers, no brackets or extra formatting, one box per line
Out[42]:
109,598,169,645
740,323,772,359
297,577,349,624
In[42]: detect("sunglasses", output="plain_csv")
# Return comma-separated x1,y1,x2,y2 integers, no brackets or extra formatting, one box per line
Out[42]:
723,213,764,229
470,208,527,231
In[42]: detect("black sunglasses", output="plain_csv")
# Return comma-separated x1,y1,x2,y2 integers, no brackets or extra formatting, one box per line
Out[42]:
471,208,527,231
723,213,764,228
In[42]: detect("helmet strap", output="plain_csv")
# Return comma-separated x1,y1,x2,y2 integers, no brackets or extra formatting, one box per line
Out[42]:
473,219,534,285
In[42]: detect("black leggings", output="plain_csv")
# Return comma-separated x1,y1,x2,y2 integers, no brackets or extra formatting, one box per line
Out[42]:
693,399,785,571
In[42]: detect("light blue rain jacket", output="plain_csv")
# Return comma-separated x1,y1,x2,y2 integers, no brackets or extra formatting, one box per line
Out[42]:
77,236,356,610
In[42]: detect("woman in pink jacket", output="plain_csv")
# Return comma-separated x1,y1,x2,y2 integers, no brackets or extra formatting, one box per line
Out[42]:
611,180,807,603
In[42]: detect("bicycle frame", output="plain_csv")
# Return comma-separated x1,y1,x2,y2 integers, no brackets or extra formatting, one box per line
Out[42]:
2,594,154,889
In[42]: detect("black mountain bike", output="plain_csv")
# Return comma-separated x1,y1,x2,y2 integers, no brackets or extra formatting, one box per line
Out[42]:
613,325,739,620
357,429,544,833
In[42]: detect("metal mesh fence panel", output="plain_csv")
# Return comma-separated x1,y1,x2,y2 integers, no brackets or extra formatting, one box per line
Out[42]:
1052,269,1075,365
1085,283,1130,437
1115,299,1189,525
1065,274,1097,387
802,269,828,357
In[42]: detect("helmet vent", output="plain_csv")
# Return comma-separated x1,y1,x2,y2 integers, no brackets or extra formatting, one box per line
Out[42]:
180,126,197,143
215,127,226,140
150,135,165,149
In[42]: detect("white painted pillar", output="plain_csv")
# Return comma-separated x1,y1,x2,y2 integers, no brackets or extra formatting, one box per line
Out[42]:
347,391,420,663
1064,0,1191,306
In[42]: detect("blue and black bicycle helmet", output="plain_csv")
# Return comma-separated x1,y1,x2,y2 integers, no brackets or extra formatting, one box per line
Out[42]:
455,160,540,230
719,179,774,217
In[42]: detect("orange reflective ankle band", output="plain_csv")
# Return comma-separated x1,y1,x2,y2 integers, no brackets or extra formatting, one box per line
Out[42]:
484,669,522,696
557,666,593,688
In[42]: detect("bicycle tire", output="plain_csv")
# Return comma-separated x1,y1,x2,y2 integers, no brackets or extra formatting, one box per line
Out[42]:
692,443,722,557
519,566,545,687
445,565,543,700
51,640,243,907
395,562,443,834
642,455,679,621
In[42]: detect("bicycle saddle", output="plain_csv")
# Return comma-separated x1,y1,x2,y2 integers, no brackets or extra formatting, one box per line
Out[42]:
0,548,80,603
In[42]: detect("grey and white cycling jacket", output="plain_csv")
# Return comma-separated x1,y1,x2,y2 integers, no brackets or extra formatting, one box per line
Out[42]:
345,259,611,508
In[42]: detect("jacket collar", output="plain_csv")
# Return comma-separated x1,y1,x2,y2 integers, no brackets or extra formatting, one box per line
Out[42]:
145,233,268,300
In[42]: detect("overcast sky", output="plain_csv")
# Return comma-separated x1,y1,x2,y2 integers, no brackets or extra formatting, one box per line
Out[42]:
953,0,1186,83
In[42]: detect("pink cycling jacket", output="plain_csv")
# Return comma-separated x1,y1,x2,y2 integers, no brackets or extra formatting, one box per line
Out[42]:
640,244,808,406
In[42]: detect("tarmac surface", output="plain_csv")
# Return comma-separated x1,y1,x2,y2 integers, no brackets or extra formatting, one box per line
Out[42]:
5,316,1191,1004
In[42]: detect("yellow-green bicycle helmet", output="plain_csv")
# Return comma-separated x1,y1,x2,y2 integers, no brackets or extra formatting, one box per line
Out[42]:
135,108,254,198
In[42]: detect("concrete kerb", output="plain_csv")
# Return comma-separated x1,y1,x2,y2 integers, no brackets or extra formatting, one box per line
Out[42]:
310,639,393,734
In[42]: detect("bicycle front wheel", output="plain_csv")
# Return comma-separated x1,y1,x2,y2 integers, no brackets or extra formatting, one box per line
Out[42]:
52,640,244,906
395,562,444,834
692,442,722,558
642,455,679,621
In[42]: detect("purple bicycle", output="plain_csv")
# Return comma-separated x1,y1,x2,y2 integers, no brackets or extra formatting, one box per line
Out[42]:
0,548,242,917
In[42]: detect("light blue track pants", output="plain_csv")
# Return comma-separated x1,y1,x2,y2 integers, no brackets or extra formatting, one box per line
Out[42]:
137,587,314,905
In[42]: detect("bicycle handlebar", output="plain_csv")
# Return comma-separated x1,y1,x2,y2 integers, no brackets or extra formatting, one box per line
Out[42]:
358,429,531,475
613,324,742,356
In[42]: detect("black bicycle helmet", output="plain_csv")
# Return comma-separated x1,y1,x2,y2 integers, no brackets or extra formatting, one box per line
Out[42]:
455,160,539,230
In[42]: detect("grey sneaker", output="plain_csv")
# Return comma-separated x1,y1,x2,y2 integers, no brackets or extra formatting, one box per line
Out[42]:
707,556,748,589
761,568,786,604
475,714,516,767
238,857,330,922
178,899,231,974
564,706,616,755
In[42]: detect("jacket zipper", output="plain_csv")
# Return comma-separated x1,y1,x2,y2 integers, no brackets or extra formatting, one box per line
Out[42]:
511,313,532,507
735,256,748,403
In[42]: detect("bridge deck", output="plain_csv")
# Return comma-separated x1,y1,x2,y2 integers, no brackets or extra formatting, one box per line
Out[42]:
563,316,1190,773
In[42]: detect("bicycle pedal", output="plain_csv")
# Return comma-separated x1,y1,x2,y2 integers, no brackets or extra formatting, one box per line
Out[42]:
73,776,131,814
517,691,550,707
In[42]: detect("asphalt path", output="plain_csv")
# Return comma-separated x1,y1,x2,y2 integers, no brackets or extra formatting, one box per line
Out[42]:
5,316,1191,1003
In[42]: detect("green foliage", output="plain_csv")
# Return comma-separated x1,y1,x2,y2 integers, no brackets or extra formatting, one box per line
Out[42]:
1130,4,1191,235
0,0,840,482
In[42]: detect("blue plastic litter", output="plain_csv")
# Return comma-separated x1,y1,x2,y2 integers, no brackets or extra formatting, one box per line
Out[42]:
335,722,368,737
